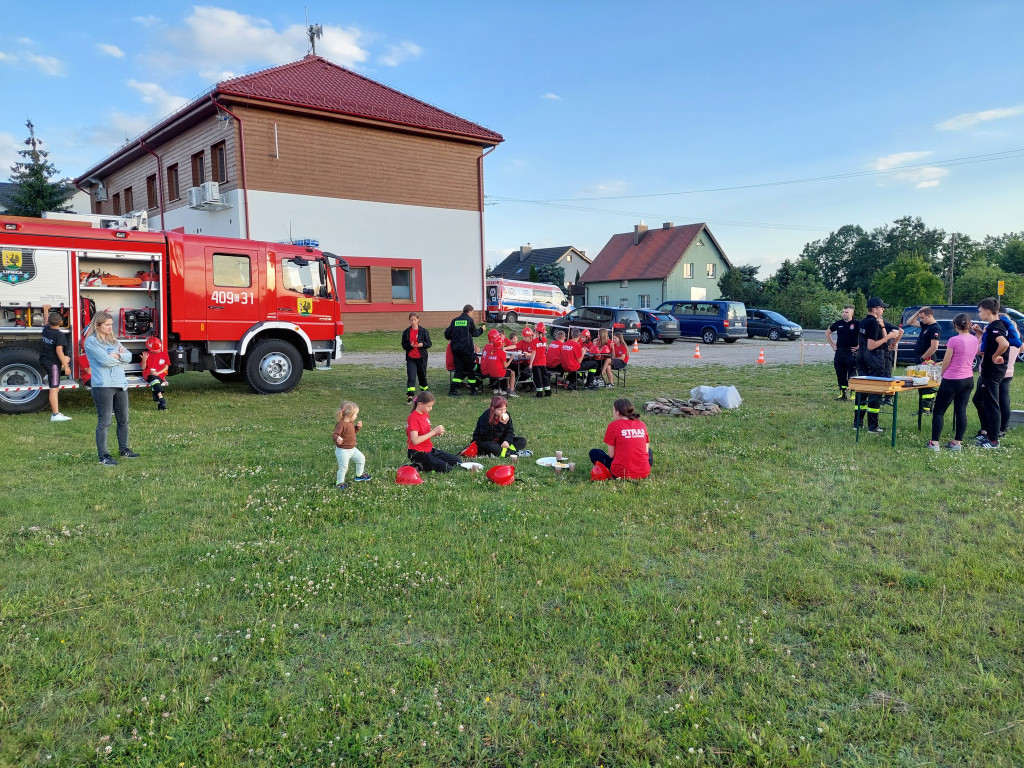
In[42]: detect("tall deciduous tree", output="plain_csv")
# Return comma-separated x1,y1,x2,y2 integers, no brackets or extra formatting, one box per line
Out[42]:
871,254,944,309
798,224,866,290
717,264,761,306
5,119,74,217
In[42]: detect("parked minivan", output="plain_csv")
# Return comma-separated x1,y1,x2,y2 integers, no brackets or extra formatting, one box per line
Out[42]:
655,300,747,344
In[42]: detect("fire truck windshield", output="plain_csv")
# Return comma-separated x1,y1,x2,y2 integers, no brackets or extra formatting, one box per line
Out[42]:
282,257,330,298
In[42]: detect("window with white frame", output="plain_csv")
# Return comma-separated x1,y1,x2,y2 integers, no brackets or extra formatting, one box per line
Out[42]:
706,263,716,278
683,263,693,279
598,295,610,306
638,294,651,308
619,298,629,308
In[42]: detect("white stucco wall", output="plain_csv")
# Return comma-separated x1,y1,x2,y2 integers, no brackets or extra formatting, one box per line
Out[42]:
161,189,246,239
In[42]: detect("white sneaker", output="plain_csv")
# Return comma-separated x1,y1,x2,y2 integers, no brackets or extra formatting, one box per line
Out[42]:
460,462,483,471
50,413,72,422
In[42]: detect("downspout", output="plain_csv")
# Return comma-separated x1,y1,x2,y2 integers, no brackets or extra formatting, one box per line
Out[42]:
138,138,165,231
477,145,496,315
209,95,250,239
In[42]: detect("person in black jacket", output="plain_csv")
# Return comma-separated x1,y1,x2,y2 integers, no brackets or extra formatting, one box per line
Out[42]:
444,304,484,396
401,312,432,404
472,396,530,457
855,298,900,432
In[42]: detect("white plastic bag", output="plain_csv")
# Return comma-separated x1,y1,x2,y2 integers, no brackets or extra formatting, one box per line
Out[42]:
689,385,742,409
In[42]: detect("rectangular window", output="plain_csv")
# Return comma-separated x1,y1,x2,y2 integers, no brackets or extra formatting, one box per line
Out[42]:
211,141,228,183
212,253,251,288
167,164,180,201
683,263,693,279
706,263,716,278
345,267,369,302
191,151,206,187
619,279,629,288
123,187,134,213
598,295,610,306
619,298,629,308
638,294,651,308
112,192,121,215
391,268,413,301
146,175,157,208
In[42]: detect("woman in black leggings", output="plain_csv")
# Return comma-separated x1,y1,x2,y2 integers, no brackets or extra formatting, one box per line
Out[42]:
928,313,979,451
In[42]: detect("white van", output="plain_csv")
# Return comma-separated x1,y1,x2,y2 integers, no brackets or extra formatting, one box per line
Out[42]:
485,278,572,324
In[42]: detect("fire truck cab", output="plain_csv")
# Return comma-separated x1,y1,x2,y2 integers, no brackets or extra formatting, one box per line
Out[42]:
0,216,345,414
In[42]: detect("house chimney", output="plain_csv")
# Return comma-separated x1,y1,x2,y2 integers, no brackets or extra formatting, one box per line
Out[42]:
662,222,673,230
633,222,648,245
520,244,532,261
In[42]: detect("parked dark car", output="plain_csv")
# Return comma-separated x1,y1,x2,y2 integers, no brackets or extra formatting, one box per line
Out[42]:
549,305,641,343
655,300,747,344
902,304,1023,337
896,321,981,370
636,309,680,344
745,308,802,340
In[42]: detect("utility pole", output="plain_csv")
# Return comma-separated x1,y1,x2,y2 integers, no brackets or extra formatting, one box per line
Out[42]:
947,234,955,303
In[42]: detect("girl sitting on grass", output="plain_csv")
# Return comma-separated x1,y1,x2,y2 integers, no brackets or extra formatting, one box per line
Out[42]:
472,395,531,458
589,398,652,479
406,392,475,473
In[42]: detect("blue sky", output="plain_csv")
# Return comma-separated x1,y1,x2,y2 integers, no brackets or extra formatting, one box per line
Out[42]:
2,1,1022,275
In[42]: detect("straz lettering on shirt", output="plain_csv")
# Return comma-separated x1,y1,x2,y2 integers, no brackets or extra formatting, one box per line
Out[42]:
619,427,647,439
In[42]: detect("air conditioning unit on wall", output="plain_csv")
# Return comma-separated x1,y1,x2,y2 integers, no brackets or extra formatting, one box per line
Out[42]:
187,187,203,209
200,181,220,204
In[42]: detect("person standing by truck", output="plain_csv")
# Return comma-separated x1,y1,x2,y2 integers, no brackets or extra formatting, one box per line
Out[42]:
83,311,138,465
40,311,72,422
444,305,484,397
826,305,859,401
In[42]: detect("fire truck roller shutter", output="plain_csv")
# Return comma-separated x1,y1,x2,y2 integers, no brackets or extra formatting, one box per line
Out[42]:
0,347,49,414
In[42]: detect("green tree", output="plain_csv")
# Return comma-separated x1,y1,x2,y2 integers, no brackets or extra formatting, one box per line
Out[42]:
5,119,74,217
870,254,944,310
717,264,762,305
852,289,867,318
952,259,1007,304
798,224,866,290
536,264,565,291
997,239,1024,274
529,265,539,282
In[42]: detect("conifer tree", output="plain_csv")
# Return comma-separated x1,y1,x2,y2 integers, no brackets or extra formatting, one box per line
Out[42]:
5,119,74,217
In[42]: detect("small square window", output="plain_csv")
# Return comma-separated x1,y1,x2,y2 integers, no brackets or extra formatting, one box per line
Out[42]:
619,280,629,288
683,263,693,279
706,263,716,278
391,268,413,301
346,267,369,302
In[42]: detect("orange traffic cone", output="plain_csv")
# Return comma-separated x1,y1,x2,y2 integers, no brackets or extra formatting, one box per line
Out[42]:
757,348,765,364
632,338,639,353
693,344,701,359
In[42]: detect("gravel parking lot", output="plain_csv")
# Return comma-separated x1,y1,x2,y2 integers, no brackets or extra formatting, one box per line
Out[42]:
337,331,834,369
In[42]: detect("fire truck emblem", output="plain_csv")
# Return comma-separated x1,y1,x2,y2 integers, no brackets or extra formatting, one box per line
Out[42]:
297,297,313,315
1,248,36,285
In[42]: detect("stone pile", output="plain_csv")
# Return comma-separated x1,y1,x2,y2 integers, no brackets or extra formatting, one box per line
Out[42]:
643,397,722,417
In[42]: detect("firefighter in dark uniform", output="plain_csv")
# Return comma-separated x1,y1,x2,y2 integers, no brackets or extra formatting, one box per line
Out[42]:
855,297,900,432
444,304,484,396
905,306,941,413
826,305,860,400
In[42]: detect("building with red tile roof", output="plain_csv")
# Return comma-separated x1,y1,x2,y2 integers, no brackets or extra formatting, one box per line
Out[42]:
75,55,503,331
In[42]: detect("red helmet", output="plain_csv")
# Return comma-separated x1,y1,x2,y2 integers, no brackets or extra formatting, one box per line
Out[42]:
145,336,163,352
486,464,516,486
396,465,423,485
460,441,479,458
535,322,545,333
487,329,501,343
580,329,591,340
590,462,613,482
521,326,534,338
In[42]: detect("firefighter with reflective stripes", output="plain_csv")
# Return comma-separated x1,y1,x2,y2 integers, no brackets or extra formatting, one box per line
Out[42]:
444,304,484,396
826,305,859,400
856,298,900,433
905,306,941,413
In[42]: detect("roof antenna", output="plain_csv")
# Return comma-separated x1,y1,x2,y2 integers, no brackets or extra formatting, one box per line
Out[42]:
306,9,323,56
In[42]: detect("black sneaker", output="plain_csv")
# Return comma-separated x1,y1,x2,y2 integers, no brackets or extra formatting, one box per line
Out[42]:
157,401,167,411
119,449,140,458
535,391,544,398
99,454,118,466
544,389,552,397
834,394,847,401
448,389,461,397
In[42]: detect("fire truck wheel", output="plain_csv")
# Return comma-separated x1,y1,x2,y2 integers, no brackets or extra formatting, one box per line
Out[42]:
245,339,303,394
210,371,246,383
0,347,49,414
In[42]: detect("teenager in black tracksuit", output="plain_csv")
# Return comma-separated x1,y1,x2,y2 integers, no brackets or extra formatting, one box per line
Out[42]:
856,298,899,432
826,305,859,400
444,304,484,396
472,395,528,457
972,298,1009,448
401,312,432,403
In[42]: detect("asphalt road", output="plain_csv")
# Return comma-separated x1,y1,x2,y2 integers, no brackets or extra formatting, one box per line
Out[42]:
338,332,835,370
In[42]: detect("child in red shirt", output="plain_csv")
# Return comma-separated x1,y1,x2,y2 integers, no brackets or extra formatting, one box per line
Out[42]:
141,336,170,410
589,398,652,479
406,392,471,473
480,329,517,396
561,330,584,390
528,324,551,397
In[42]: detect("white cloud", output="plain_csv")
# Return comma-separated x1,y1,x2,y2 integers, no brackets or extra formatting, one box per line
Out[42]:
936,104,1024,131
132,15,162,28
81,112,154,149
24,52,66,76
127,80,189,116
873,151,932,171
96,43,125,58
542,93,562,101
579,180,629,196
0,51,15,62
17,37,34,45
160,6,369,74
199,69,239,83
379,41,423,67
0,132,21,173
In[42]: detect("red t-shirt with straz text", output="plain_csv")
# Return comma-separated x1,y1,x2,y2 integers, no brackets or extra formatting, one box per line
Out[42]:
603,418,650,479
529,337,547,366
545,340,561,368
561,341,582,372
613,341,630,364
407,410,433,452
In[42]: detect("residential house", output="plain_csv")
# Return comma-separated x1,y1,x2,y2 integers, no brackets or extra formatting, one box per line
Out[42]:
490,245,591,285
75,55,503,330
0,181,90,214
581,222,732,308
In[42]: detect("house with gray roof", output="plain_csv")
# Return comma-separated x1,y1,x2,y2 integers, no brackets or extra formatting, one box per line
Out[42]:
490,245,591,283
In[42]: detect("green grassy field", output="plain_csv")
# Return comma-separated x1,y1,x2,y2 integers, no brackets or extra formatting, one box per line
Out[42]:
2,359,1022,767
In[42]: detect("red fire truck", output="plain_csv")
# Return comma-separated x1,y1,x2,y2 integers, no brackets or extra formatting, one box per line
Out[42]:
0,216,346,414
